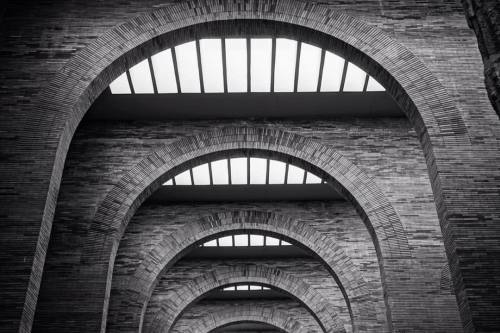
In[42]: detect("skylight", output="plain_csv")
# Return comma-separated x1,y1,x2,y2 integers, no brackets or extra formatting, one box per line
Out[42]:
223,284,270,291
320,51,344,92
273,38,297,92
250,38,272,92
163,157,324,186
175,41,201,93
129,59,154,93
109,72,131,94
366,76,385,91
151,49,178,93
225,38,248,92
297,43,322,92
343,62,367,92
199,39,224,93
201,234,293,248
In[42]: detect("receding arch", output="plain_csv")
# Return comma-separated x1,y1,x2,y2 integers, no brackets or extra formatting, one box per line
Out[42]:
143,264,345,333
24,1,474,331
107,210,379,333
171,305,317,333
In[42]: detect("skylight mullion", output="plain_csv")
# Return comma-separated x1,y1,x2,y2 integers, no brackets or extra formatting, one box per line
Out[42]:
266,159,270,184
227,159,232,185
172,177,176,186
302,169,307,184
317,49,326,92
147,58,158,94
293,42,302,93
221,38,228,93
284,163,290,184
126,70,135,94
208,162,214,185
363,73,369,92
270,38,276,93
171,47,182,93
195,40,205,93
189,168,194,186
339,60,349,92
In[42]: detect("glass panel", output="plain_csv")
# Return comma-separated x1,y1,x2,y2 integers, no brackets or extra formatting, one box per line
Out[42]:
192,163,210,185
250,157,267,184
163,179,173,186
250,234,264,246
211,159,229,185
268,160,286,184
320,51,344,92
305,172,322,184
343,62,366,92
204,239,217,247
236,285,249,291
225,38,247,93
230,157,247,185
366,76,385,91
273,38,297,92
249,285,261,290
265,236,280,246
297,43,322,92
175,41,201,93
218,235,233,247
199,39,224,93
223,286,236,291
287,165,305,184
250,38,272,92
174,170,192,185
109,72,131,94
263,286,270,290
281,240,292,246
151,49,178,93
129,59,154,93
234,234,249,246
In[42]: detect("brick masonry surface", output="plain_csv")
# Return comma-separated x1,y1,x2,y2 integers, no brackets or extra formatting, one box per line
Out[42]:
0,1,499,332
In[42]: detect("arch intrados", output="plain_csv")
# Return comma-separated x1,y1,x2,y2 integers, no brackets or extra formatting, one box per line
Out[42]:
144,265,344,333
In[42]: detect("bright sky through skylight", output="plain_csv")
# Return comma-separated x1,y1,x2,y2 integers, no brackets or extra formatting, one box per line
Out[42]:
297,43,322,92
192,163,210,185
250,158,267,184
287,165,305,184
175,170,192,185
250,38,272,92
200,39,224,93
366,76,385,91
151,49,178,93
320,51,345,92
211,159,229,185
274,38,297,92
305,172,322,184
175,41,201,93
109,72,131,94
225,38,248,92
268,160,286,184
230,157,247,185
129,59,154,94
202,234,293,247
343,62,367,92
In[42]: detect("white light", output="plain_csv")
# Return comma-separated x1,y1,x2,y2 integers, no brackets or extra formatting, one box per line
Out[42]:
129,59,154,94
273,38,297,92
174,170,192,185
234,234,249,246
320,51,344,92
297,43,322,92
305,172,322,184
343,62,366,92
249,285,261,290
175,41,201,93
211,159,229,185
225,39,247,93
151,49,178,93
250,158,267,184
263,286,270,290
192,163,210,185
250,38,272,92
268,160,286,184
109,72,131,94
250,234,264,246
163,179,173,186
281,240,292,246
287,165,305,184
366,76,385,91
199,39,224,93
204,239,217,247
236,285,249,291
230,157,247,185
265,236,280,246
223,286,236,291
218,235,233,247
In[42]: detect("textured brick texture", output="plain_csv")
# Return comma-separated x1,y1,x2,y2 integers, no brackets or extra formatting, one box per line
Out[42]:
0,1,499,332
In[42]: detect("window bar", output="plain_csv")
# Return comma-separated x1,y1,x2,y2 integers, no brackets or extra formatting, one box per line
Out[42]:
293,42,302,93
263,235,267,246
317,49,326,92
302,169,307,184
208,161,214,185
172,177,177,186
125,70,135,94
227,158,232,185
189,168,194,186
216,237,220,247
284,163,290,184
248,234,251,246
270,37,276,93
221,38,228,93
246,37,251,93
339,60,349,92
147,57,159,94
195,39,205,93
171,47,182,93
232,235,235,247
265,158,270,184
362,73,369,92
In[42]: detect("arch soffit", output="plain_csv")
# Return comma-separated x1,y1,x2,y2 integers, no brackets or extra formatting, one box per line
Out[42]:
145,264,345,333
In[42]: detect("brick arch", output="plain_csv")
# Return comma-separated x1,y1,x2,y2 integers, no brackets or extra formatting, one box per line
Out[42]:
171,305,316,333
24,0,474,331
108,210,380,333
143,264,345,333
